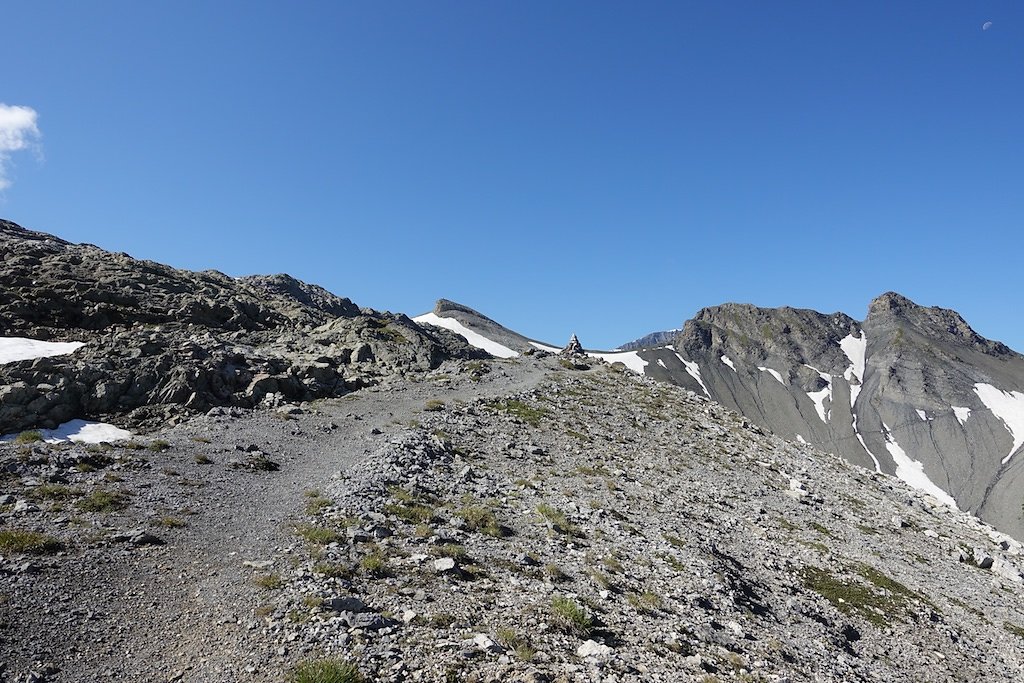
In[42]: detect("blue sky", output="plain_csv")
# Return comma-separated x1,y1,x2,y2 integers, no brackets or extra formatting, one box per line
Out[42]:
2,2,1021,350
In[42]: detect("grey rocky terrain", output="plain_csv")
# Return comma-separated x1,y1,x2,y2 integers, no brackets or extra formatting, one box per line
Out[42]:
4,355,1024,682
3,220,1024,681
423,293,1024,542
0,220,483,434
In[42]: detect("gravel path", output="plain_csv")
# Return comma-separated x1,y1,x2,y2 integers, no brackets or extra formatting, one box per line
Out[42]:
1,357,547,683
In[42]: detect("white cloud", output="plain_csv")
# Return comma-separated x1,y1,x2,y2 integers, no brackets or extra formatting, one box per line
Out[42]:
0,104,42,191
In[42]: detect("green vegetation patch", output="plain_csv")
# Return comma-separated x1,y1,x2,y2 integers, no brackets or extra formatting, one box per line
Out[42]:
800,563,932,627
550,596,595,636
537,503,582,537
457,504,509,537
296,525,344,545
14,431,43,444
76,489,129,513
29,484,81,501
0,529,63,554
289,659,364,683
360,551,390,577
486,399,547,426
253,573,285,590
1004,622,1024,639
496,627,536,661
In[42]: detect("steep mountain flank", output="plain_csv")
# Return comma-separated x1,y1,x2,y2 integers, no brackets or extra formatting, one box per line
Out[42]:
641,294,1024,540
0,220,482,433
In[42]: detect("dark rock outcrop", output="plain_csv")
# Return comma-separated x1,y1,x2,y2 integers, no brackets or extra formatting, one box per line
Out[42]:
0,220,484,432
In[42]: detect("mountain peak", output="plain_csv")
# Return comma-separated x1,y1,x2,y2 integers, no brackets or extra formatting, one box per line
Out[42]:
867,291,919,317
433,298,502,326
865,292,1011,356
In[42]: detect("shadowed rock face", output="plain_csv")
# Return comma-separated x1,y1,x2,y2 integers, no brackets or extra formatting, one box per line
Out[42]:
0,220,483,432
632,293,1024,540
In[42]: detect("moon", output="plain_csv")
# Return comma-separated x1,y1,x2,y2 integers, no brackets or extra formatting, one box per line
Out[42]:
983,21,993,31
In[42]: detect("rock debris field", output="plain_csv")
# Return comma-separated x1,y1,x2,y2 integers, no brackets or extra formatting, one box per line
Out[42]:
3,353,1024,682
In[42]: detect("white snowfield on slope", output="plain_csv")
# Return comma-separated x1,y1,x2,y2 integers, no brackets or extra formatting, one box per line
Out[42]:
412,313,519,359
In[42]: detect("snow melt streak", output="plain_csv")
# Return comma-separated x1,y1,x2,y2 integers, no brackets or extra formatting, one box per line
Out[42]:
757,366,785,385
882,423,958,508
0,337,85,364
973,383,1024,464
720,355,737,372
413,313,519,359
675,353,710,397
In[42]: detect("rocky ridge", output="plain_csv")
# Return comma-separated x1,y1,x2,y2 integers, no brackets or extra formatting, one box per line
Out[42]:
0,220,483,434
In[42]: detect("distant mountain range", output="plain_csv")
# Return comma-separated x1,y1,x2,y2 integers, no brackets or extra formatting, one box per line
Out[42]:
414,294,1024,541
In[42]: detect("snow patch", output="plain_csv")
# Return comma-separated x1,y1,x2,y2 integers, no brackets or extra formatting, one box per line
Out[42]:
803,364,832,423
915,409,930,421
882,423,958,508
2,419,133,444
973,383,1024,464
952,406,971,426
528,341,562,353
656,359,667,369
720,355,737,372
413,313,519,359
795,434,807,444
674,353,710,398
807,387,831,423
757,366,785,385
840,331,866,408
0,337,85,364
839,332,866,383
588,350,648,375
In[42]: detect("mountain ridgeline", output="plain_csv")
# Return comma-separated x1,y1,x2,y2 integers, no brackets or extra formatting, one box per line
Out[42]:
643,294,1024,539
418,294,1024,542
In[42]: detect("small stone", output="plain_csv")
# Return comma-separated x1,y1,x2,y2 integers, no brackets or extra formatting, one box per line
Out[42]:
472,633,502,652
129,530,164,546
324,597,367,613
402,610,417,624
433,557,457,573
576,639,613,660
14,500,39,513
972,548,995,570
369,525,393,539
242,560,274,569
